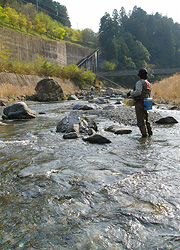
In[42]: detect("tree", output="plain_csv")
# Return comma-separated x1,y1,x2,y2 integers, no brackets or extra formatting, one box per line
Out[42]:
5,6,19,28
100,61,116,71
53,1,71,27
34,16,46,35
18,13,27,30
26,18,33,33
52,27,65,39
99,12,114,50
131,40,150,68
108,38,119,61
0,6,8,25
70,29,82,42
81,28,97,44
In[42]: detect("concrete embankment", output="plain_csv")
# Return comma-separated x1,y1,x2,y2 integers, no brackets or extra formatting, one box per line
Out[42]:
0,27,93,66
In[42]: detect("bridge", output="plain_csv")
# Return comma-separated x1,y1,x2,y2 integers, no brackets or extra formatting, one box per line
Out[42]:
77,49,180,86
96,68,180,77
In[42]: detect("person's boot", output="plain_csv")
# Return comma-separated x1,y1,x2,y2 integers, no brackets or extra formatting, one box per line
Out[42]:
139,126,148,137
146,123,153,136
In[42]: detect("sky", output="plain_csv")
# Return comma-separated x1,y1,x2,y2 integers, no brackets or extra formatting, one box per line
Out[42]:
59,0,180,32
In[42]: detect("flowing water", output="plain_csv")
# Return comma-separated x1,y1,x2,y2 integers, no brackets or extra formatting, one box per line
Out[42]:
0,100,180,250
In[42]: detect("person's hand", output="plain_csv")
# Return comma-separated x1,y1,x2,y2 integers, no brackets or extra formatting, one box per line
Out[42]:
127,91,131,97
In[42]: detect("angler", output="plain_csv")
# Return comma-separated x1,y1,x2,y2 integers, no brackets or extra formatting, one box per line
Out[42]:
127,68,153,137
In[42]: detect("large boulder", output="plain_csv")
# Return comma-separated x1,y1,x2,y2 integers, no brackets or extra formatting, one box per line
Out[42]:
2,102,37,120
33,78,64,102
56,112,98,136
155,116,178,124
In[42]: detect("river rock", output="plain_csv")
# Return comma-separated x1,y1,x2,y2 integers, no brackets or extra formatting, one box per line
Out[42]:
82,134,111,144
103,105,117,110
97,98,110,104
56,112,97,135
155,116,178,124
68,95,79,100
73,104,99,110
32,78,64,102
105,124,132,134
115,100,122,104
0,100,6,106
105,87,123,96
2,102,37,120
63,132,79,139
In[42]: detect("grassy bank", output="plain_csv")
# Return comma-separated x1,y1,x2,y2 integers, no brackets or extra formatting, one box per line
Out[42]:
151,73,180,106
0,83,35,102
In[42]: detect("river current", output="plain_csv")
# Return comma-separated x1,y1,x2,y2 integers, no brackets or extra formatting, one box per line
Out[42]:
0,100,180,250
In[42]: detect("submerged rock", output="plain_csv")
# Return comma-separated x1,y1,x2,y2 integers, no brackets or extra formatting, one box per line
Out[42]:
2,102,37,120
82,134,111,144
105,124,132,134
63,132,79,139
155,116,178,124
56,112,97,136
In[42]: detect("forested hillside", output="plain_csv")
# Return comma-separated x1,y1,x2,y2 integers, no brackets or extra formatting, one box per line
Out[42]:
0,0,97,45
5,0,71,27
99,6,180,72
1,0,180,78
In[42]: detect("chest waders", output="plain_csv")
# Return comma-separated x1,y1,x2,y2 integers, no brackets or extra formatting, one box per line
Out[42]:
135,80,152,137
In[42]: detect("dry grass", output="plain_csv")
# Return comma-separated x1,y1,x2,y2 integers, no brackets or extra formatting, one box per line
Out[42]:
0,83,35,100
152,74,180,105
1,74,180,105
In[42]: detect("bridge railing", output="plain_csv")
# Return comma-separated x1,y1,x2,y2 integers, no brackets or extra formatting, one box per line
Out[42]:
77,49,99,73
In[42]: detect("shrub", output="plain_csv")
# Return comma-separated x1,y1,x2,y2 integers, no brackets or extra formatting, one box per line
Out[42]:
61,64,95,88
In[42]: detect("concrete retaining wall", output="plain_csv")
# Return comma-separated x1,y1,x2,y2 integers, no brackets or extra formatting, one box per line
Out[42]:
0,27,93,66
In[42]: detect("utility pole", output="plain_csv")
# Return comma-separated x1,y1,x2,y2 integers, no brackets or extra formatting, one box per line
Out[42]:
36,0,39,13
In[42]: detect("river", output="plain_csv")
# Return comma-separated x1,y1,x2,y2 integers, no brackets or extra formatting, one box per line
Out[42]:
0,100,180,250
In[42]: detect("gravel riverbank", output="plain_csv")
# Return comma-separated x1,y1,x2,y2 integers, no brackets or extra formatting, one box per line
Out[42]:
84,105,163,127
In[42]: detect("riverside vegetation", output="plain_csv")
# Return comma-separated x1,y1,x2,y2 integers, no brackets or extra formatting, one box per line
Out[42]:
1,1,180,105
0,38,180,105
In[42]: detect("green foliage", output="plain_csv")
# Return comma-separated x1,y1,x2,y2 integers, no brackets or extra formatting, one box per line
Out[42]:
0,44,95,89
0,4,97,47
0,40,11,71
0,6,8,24
26,19,33,33
2,0,71,28
81,28,98,44
18,13,27,30
61,65,95,88
5,6,19,27
34,16,46,35
99,6,180,70
52,27,66,40
100,61,116,71
40,61,56,76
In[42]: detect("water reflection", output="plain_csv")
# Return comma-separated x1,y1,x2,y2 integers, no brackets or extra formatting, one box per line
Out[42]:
0,101,180,249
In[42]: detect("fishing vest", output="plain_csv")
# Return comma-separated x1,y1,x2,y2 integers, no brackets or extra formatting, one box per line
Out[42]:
137,79,151,99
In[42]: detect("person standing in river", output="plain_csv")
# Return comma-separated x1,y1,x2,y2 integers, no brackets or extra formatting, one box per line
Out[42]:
127,68,153,137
